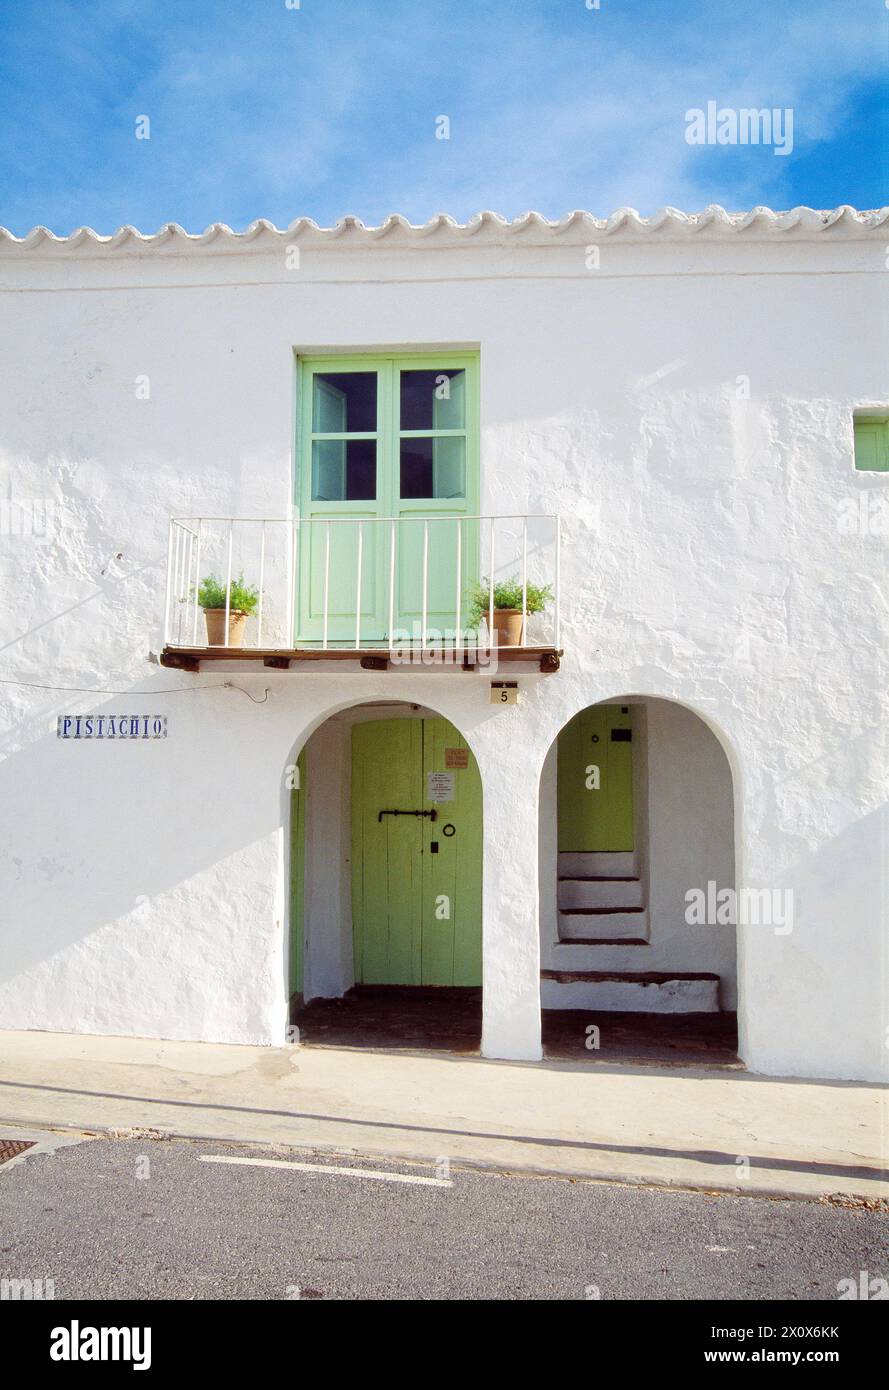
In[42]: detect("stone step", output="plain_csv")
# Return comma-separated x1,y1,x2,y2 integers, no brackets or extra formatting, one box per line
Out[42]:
558,877,644,910
558,851,637,877
558,909,648,941
540,970,720,1014
554,938,649,949
544,941,650,972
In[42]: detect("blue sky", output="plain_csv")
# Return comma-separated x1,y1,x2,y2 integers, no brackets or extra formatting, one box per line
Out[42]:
0,0,885,235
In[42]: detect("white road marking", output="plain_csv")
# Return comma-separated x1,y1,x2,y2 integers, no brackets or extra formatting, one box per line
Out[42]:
199,1154,452,1187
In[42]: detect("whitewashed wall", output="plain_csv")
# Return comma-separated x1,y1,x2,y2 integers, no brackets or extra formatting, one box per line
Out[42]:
0,211,886,1081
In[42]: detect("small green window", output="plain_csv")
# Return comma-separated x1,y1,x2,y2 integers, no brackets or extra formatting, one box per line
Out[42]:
853,417,889,472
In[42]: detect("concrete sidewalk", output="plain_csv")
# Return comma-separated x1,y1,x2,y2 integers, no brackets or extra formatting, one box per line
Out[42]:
0,1029,885,1202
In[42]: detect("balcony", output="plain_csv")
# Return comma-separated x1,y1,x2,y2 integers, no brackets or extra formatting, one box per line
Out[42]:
160,513,562,673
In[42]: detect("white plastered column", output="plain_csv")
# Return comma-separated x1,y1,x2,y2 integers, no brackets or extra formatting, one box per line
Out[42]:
475,728,543,1061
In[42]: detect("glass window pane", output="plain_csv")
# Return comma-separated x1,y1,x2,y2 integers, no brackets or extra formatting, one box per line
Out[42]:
312,372,377,433
312,439,376,501
400,369,466,431
400,437,465,499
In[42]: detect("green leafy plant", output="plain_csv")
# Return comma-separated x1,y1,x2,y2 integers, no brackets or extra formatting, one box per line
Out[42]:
195,573,259,615
466,577,553,630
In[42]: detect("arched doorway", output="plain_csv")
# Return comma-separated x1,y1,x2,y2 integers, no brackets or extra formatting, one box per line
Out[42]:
288,700,483,1050
539,696,738,1064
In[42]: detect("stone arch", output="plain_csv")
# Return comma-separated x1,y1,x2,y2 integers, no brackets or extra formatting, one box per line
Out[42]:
283,697,484,1039
539,692,741,1061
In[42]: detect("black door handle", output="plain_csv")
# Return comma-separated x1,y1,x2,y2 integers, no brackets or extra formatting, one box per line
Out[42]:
378,809,438,823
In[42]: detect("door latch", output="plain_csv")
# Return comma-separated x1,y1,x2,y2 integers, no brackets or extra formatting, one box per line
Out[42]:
378,809,438,823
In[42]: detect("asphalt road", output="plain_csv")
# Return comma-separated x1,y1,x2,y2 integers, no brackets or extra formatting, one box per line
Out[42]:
1,1136,887,1301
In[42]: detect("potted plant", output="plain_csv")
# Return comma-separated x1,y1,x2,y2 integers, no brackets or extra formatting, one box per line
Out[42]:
195,573,259,647
466,577,553,647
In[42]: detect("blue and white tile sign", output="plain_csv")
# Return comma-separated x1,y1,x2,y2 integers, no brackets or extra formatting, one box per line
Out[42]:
57,714,168,739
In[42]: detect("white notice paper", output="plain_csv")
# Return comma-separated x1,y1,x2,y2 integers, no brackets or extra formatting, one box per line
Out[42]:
427,771,455,803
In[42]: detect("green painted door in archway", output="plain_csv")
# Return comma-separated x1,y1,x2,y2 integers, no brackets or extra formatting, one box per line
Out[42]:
557,704,635,852
351,718,482,985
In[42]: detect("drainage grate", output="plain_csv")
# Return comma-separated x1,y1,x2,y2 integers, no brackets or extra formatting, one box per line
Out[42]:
0,1140,34,1166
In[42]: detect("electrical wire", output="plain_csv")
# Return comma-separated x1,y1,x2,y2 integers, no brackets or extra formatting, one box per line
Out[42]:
0,678,270,703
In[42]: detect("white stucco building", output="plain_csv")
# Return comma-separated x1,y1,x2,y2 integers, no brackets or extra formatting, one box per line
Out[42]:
0,205,886,1082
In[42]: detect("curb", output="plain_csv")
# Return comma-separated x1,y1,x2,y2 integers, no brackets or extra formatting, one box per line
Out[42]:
2,1109,884,1207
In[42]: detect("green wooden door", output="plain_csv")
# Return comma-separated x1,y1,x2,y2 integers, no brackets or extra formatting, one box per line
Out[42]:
420,718,483,985
351,718,482,985
557,704,635,852
296,355,479,645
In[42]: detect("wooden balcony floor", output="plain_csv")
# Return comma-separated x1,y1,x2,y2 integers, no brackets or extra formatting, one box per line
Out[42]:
160,644,562,672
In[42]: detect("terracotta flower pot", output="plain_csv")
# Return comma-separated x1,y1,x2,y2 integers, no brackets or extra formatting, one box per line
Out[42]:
490,608,525,647
203,608,248,647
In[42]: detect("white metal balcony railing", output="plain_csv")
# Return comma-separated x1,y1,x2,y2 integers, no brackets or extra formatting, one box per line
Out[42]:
163,514,561,653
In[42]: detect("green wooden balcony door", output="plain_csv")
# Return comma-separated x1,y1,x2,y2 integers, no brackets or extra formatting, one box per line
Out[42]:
296,355,479,645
